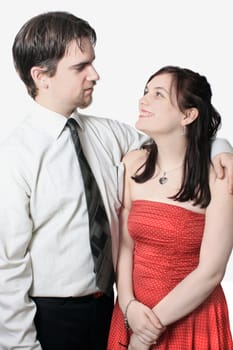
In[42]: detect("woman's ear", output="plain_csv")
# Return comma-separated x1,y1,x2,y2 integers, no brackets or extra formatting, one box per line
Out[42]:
181,108,199,126
30,66,49,90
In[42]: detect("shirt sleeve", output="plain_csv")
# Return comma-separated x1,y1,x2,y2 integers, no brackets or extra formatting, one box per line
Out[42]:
111,120,150,156
211,138,233,159
0,148,42,349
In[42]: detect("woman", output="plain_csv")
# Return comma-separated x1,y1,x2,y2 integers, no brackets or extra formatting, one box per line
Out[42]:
107,66,233,349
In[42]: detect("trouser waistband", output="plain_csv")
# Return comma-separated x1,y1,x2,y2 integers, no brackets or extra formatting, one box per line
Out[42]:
31,291,105,304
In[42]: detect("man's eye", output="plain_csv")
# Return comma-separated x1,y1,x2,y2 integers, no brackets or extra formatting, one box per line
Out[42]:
76,65,85,71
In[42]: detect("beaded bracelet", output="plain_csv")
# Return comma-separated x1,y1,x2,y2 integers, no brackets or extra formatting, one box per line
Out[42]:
124,298,137,331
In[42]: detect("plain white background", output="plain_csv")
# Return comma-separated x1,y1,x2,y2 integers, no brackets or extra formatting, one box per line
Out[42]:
1,0,232,329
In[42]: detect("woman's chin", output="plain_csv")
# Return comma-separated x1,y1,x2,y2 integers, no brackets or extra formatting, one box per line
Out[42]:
135,119,147,133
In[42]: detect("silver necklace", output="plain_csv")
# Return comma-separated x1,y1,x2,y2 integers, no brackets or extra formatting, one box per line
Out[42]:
158,171,168,185
156,164,183,185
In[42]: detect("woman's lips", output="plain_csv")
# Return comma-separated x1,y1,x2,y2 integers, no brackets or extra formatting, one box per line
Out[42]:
139,110,153,118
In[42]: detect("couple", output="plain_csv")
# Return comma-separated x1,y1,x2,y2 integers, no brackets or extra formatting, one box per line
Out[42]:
0,11,232,350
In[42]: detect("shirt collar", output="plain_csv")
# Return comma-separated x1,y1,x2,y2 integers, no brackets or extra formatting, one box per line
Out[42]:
28,101,84,139
68,110,85,131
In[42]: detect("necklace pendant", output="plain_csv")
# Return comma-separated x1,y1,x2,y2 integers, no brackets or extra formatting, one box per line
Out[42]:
159,173,168,185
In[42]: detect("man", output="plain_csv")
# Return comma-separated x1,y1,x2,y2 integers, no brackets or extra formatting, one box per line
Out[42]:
0,11,232,350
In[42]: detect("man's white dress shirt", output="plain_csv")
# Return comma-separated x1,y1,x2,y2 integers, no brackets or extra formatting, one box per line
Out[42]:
0,102,231,349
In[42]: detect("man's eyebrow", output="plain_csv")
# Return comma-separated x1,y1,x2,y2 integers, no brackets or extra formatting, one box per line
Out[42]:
69,56,96,70
69,61,91,70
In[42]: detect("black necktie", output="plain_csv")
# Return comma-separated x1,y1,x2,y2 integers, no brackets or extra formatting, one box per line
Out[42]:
66,118,114,295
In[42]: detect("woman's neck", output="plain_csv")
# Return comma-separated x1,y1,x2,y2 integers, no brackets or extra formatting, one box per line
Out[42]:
153,136,187,171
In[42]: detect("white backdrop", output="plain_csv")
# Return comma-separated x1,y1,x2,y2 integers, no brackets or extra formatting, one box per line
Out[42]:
1,0,232,329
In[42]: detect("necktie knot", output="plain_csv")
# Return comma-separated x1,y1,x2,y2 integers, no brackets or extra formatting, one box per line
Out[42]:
66,118,82,157
66,117,78,129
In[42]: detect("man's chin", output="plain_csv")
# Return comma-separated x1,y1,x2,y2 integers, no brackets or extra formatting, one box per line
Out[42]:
78,97,93,109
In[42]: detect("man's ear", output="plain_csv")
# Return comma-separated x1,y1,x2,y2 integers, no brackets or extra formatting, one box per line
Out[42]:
181,108,199,126
30,66,49,90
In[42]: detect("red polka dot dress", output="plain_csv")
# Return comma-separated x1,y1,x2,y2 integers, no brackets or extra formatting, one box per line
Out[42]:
107,200,233,349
